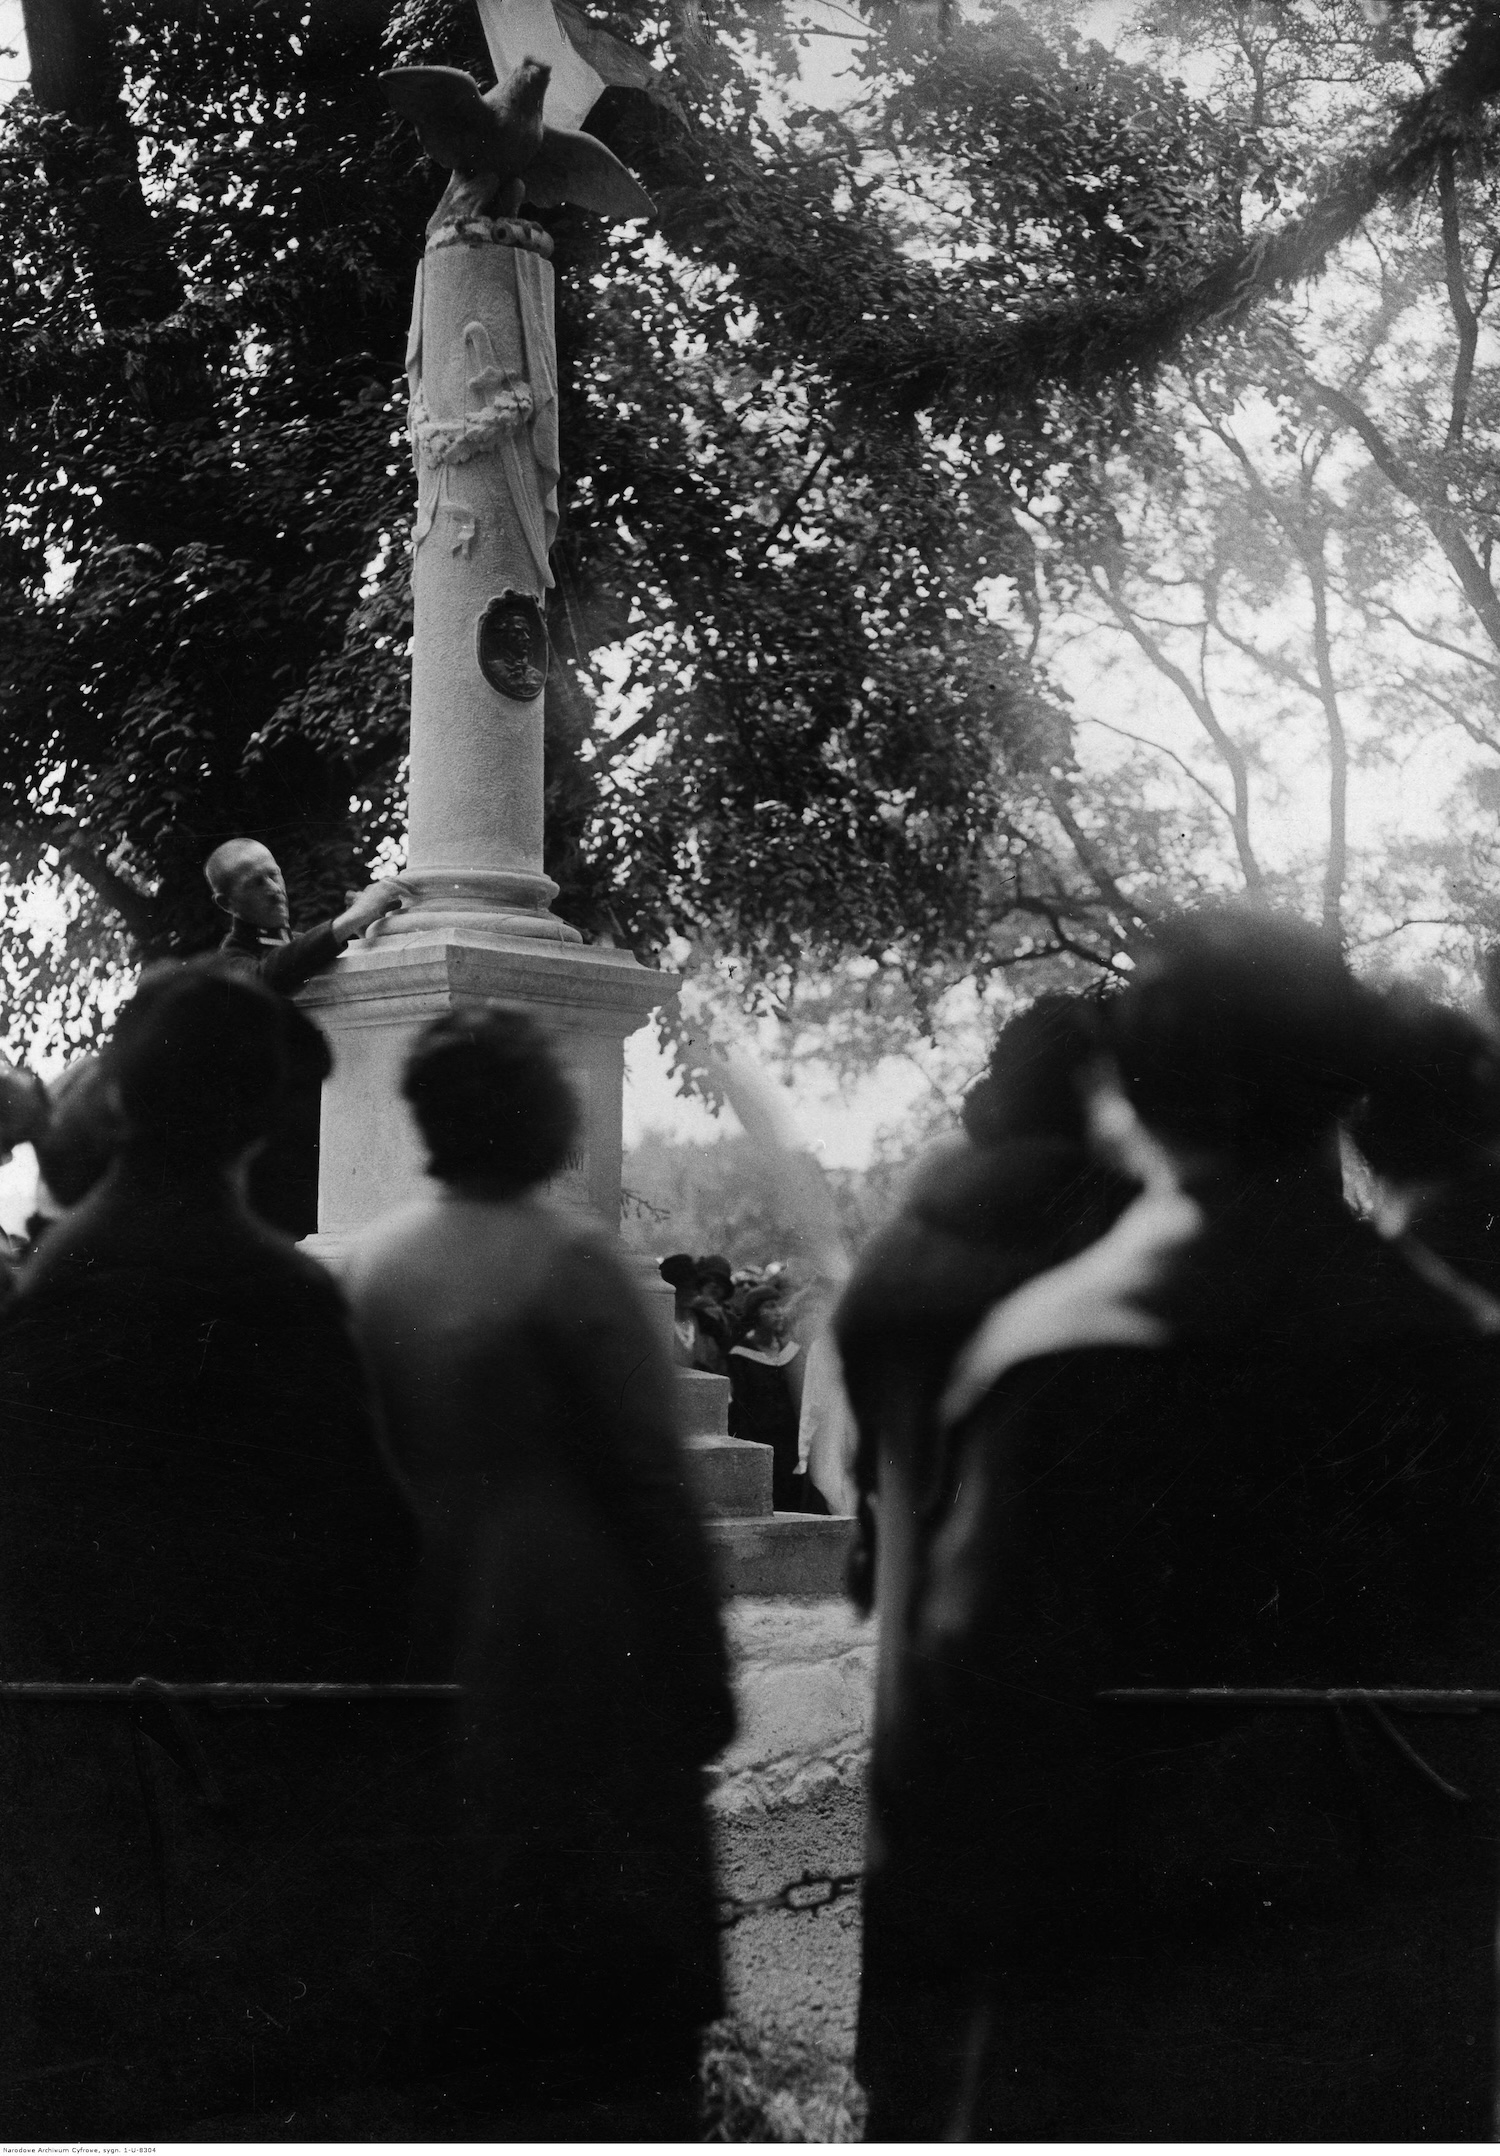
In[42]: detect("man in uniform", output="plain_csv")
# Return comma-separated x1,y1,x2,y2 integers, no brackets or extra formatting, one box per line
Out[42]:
205,838,406,992
203,838,407,1235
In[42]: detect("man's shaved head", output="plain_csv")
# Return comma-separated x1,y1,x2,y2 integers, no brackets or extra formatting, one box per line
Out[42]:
204,837,275,900
203,839,289,932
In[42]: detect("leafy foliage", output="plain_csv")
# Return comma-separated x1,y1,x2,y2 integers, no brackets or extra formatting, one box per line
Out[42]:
8,0,1500,1056
2,0,432,999
998,1,1500,982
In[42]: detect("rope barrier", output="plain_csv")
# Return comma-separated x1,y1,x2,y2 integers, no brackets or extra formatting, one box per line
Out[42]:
1100,1687,1500,1712
0,1680,466,1703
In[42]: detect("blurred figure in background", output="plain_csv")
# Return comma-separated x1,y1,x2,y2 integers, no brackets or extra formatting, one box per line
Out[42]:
345,1005,732,2138
795,1315,858,1516
863,911,1500,2141
691,1252,736,1372
659,1251,702,1366
658,1250,736,1373
0,1049,50,1296
1349,985,1500,1309
727,1282,803,1509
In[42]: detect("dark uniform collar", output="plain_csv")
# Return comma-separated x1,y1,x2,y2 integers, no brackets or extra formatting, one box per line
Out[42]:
218,916,287,956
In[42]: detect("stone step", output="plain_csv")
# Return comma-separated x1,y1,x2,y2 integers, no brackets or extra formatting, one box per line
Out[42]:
707,1515,859,1598
687,1433,773,1518
679,1367,731,1437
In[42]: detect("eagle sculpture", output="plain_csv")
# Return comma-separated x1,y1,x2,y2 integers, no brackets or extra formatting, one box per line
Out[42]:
382,58,654,222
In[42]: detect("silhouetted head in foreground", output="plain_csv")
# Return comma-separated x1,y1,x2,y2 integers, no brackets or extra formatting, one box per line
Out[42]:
32,1057,123,1210
962,994,1110,1148
0,1053,48,1162
110,961,289,1170
1111,909,1374,1164
403,1004,579,1195
1348,986,1500,1188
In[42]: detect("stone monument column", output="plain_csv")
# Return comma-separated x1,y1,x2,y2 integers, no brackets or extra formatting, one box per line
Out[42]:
299,202,666,1262
300,50,853,1594
394,209,570,941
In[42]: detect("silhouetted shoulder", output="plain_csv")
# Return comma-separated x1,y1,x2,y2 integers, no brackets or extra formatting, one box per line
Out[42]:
839,1135,1133,1359
1410,1156,1500,1301
532,1211,643,1306
906,1132,1127,1240
342,1193,451,1286
232,1211,347,1303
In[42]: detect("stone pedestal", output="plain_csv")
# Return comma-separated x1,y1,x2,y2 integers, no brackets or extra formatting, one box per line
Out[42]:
299,931,669,1260
682,1372,859,1596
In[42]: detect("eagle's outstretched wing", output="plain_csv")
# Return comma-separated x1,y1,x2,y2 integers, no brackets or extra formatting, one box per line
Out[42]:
525,124,654,220
381,67,492,172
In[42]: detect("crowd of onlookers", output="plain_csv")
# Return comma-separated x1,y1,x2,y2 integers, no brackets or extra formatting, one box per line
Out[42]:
0,959,728,2138
838,913,1500,2139
9,895,1500,2137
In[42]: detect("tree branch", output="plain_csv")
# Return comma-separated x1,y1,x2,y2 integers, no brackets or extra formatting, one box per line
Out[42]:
1389,667,1500,757
1305,540,1349,938
835,7,1500,418
1086,716,1234,822
1004,893,1129,972
22,0,183,330
43,824,162,946
1038,774,1148,928
1208,603,1321,701
1369,597,1500,677
749,435,835,567
1438,146,1480,452
1351,914,1465,947
1310,378,1500,654
1091,567,1267,900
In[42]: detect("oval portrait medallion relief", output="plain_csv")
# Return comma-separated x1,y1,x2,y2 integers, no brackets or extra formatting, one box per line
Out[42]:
476,592,549,702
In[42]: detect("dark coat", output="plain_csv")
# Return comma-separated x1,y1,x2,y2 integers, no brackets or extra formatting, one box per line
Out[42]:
835,1133,1133,1612
728,1343,801,1506
218,917,338,1238
346,1191,734,2102
218,913,341,994
0,1153,431,2135
861,1163,1500,2141
1409,1154,1500,1304
0,1149,416,1680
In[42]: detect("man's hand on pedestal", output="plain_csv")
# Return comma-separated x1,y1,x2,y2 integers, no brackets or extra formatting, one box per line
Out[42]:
334,880,409,946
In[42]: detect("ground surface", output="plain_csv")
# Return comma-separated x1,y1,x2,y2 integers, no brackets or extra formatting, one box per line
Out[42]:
715,1777,865,2060
182,1785,869,2141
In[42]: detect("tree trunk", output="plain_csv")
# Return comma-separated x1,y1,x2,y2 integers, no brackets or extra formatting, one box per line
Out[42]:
22,0,182,330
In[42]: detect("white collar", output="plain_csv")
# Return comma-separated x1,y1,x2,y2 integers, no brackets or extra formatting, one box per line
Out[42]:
939,1184,1202,1428
731,1340,800,1367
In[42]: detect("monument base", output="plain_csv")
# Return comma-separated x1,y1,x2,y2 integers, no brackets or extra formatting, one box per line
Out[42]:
297,928,672,1248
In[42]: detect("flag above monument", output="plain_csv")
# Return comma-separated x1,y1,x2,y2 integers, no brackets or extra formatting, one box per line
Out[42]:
476,0,672,131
